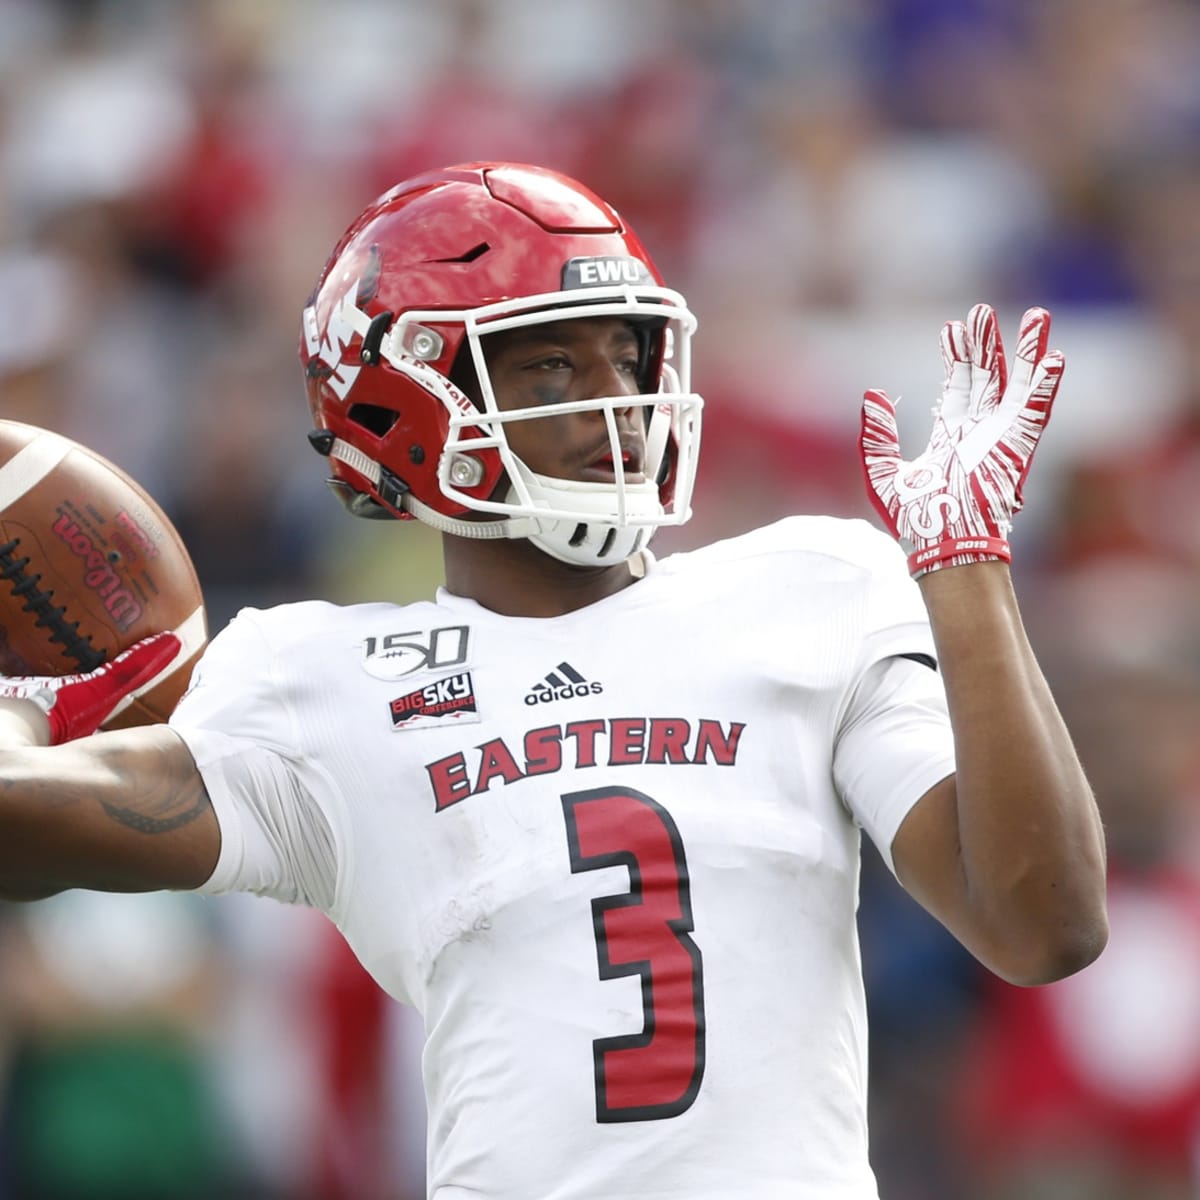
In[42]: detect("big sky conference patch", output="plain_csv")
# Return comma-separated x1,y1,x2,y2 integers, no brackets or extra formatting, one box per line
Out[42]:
390,670,480,730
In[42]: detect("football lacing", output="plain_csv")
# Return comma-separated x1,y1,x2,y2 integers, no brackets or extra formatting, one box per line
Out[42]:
0,537,105,671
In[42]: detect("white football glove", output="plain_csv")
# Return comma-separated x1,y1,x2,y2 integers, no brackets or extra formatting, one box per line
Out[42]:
860,303,1064,577
0,633,182,745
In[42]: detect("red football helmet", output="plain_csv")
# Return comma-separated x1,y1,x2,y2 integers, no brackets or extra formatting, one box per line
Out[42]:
300,162,702,566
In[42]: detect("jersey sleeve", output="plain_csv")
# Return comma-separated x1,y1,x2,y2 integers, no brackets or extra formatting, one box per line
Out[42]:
834,655,955,874
851,519,939,667
169,609,340,913
754,516,939,665
825,521,955,873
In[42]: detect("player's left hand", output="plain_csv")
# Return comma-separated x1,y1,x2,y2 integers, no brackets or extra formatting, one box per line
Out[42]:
0,633,182,745
860,303,1064,577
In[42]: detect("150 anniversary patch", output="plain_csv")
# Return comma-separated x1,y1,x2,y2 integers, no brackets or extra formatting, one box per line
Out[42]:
362,624,469,681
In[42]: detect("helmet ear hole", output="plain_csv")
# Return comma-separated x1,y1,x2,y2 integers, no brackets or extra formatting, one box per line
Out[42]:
347,403,400,437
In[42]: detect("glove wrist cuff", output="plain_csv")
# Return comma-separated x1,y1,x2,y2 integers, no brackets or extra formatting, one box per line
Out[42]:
908,536,1011,578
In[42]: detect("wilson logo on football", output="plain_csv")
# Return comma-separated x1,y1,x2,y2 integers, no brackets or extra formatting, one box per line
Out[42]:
52,512,143,632
391,671,478,729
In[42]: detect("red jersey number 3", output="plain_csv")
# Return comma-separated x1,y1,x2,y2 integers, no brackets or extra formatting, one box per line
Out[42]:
562,786,706,1123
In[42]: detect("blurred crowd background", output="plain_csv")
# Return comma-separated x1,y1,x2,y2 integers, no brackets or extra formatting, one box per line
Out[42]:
1,0,1199,1197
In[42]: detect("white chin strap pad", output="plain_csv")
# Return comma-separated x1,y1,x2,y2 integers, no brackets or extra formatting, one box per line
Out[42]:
504,468,664,567
528,518,652,567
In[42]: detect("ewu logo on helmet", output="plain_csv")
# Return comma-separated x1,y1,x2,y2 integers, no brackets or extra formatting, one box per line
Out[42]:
562,256,655,290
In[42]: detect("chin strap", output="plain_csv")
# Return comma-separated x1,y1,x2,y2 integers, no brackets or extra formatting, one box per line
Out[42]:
404,487,650,567
323,436,653,565
324,435,520,540
400,491,526,540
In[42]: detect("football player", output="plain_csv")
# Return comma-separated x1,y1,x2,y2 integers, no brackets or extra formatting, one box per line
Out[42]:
0,163,1106,1199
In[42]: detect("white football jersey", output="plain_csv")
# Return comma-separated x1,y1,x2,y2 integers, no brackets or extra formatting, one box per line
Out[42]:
172,516,955,1200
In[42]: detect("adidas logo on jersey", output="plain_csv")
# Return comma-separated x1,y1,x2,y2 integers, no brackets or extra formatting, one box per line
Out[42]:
524,661,603,706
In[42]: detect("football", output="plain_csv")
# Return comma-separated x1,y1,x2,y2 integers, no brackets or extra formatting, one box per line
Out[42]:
0,420,207,727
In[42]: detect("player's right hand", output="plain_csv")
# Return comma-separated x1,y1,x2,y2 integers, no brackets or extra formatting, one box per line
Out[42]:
0,633,182,745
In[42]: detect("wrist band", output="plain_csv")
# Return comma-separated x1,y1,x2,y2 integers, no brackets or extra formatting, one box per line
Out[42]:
908,536,1010,577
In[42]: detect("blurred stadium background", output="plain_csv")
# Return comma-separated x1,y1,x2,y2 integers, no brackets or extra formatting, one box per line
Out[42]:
2,0,1200,1197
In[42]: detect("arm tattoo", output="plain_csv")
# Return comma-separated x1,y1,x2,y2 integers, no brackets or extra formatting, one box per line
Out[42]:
97,740,213,836
100,781,210,834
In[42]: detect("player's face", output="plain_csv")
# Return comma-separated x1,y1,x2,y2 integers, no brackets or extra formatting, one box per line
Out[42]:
483,317,647,484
